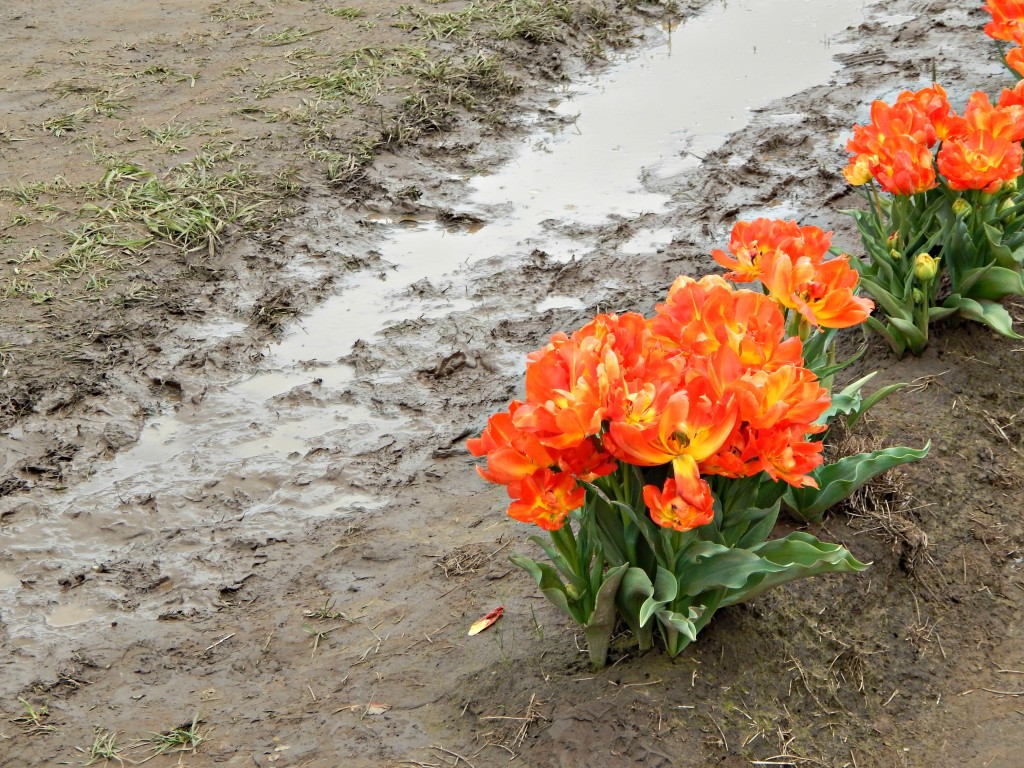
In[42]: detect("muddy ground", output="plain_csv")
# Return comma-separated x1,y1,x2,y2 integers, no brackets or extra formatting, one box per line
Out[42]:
2,0,1024,766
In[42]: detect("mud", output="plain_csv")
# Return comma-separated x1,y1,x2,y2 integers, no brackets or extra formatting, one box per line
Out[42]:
2,0,1024,766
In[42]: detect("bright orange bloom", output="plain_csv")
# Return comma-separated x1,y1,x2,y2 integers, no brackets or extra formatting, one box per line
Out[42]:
725,361,831,431
846,98,939,195
843,154,873,186
870,134,938,195
964,91,1024,142
514,313,646,450
1007,46,1024,78
999,77,1024,110
642,469,715,532
748,426,824,488
653,274,802,371
759,253,874,329
898,84,966,141
555,438,617,481
710,219,830,283
847,99,937,157
506,469,585,530
467,401,557,485
984,0,1024,43
604,380,738,485
937,130,1024,193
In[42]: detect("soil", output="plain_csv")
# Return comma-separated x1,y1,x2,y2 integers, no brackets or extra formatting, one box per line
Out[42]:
2,1,1024,767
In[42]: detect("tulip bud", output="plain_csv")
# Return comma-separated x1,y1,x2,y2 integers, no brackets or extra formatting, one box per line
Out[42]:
952,198,970,217
887,231,899,247
914,253,939,283
1005,178,1018,193
1000,197,1016,216
912,288,924,304
889,249,902,261
565,582,581,600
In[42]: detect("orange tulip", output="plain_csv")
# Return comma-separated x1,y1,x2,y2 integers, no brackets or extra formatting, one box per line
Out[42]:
984,0,1024,43
897,84,966,142
964,91,1024,143
760,253,874,329
726,363,831,432
506,468,585,531
937,130,1024,193
1007,46,1024,78
467,402,557,485
710,219,830,283
870,134,938,195
748,426,824,488
642,469,715,532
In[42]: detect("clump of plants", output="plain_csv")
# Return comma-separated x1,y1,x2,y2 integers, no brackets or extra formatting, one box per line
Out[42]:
469,220,925,666
840,1,1024,355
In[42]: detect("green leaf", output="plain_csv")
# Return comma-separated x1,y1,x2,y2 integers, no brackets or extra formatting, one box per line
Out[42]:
719,531,870,607
639,566,678,627
959,265,1024,301
783,443,930,523
847,382,907,429
615,567,656,651
582,563,628,668
859,276,914,319
654,608,698,656
888,316,929,352
509,553,577,621
677,541,788,596
946,295,1024,339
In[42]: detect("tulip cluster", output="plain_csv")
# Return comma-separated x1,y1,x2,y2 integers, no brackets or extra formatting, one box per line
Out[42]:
468,233,919,665
844,83,1024,195
843,80,1024,354
468,276,832,534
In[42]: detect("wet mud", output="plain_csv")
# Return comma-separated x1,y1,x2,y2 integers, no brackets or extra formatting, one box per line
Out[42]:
2,0,1024,766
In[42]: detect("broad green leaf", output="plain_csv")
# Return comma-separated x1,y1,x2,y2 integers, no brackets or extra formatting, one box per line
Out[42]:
847,382,906,429
677,541,787,596
888,316,928,351
616,567,656,651
509,553,576,621
960,265,1024,301
947,296,1023,338
639,566,678,627
582,563,628,668
783,443,930,523
720,532,870,607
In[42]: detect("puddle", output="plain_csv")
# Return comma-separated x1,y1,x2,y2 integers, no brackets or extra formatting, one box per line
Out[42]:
46,603,99,628
272,0,875,371
537,296,588,313
1,0,875,646
621,227,676,255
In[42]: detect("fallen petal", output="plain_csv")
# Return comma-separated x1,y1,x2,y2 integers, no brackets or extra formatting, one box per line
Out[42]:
468,606,504,636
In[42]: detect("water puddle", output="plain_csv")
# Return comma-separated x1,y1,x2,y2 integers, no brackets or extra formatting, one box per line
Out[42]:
537,296,588,313
2,0,875,646
46,603,99,628
0,569,20,589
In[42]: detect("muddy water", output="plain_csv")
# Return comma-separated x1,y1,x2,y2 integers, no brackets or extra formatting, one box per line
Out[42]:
1,0,874,654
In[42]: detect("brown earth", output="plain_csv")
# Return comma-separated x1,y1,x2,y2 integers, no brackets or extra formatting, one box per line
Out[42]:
2,0,1024,767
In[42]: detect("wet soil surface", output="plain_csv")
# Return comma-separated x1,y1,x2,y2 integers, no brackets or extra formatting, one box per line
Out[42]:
2,1,1024,766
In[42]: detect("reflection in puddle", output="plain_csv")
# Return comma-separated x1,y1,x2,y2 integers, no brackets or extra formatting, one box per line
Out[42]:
537,296,587,313
46,603,99,628
621,227,675,255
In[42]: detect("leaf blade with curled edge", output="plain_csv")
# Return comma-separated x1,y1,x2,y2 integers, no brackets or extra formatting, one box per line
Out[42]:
468,606,504,636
